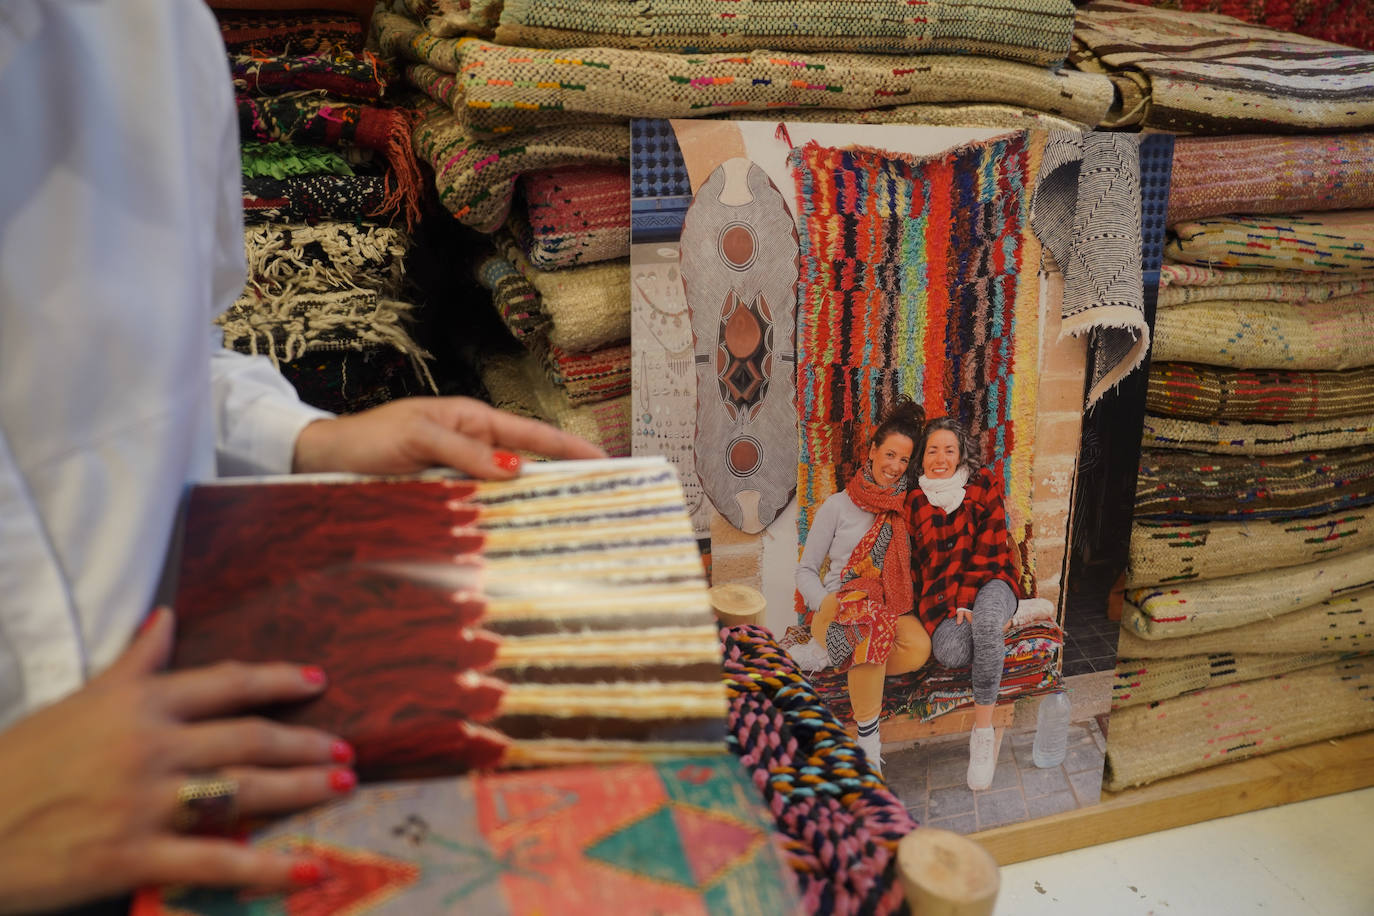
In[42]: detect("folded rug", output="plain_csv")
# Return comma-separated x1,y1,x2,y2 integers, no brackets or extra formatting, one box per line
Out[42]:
217,10,365,54
482,351,631,455
1124,545,1374,640
1117,587,1374,658
474,248,550,341
1104,655,1374,790
241,222,409,297
498,235,631,352
240,142,355,180
1166,211,1374,273
1152,297,1374,371
1117,0,1374,52
242,174,394,225
1071,0,1374,133
540,340,632,405
1142,413,1374,456
1157,263,1374,308
1166,133,1374,226
727,102,1090,131
1129,508,1374,588
412,97,630,232
390,0,501,37
377,10,1115,131
231,50,391,102
276,344,428,414
1134,446,1374,522
1113,650,1355,710
1146,363,1374,424
492,0,1077,67
516,164,631,269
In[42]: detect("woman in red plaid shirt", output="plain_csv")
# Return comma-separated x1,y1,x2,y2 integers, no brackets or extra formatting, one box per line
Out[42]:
905,416,1024,790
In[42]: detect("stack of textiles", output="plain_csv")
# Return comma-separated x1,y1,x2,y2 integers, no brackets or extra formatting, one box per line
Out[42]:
1108,129,1374,791
214,7,438,413
1119,0,1374,52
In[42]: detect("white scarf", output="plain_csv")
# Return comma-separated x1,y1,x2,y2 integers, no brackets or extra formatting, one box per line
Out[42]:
918,467,970,514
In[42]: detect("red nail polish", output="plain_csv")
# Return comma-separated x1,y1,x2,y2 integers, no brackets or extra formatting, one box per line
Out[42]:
301,665,326,686
136,609,163,635
289,860,324,885
492,450,522,473
329,740,355,764
329,769,357,793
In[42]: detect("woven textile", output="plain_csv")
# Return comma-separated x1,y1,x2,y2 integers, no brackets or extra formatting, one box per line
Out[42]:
230,51,390,102
1166,211,1374,273
541,340,632,405
1112,650,1351,709
217,11,364,54
376,10,1116,131
1134,446,1374,522
517,165,631,268
803,623,1063,723
1157,263,1374,308
1129,508,1374,588
475,247,551,341
492,0,1076,66
790,136,1042,595
1071,0,1374,133
1151,297,1374,371
242,174,394,224
1119,0,1374,52
1146,363,1374,424
1166,133,1374,226
1124,545,1374,640
277,345,427,414
1031,130,1146,405
727,102,1090,131
412,97,630,232
499,236,631,352
1104,655,1374,790
387,0,502,37
1142,413,1374,456
1116,587,1374,658
482,351,632,456
240,222,409,298
721,625,913,915
239,142,354,180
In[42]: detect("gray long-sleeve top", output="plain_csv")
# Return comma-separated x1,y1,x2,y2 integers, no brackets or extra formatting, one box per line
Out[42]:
795,491,878,612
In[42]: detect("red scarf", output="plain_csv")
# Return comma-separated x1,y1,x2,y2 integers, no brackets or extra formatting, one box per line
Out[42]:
840,466,913,615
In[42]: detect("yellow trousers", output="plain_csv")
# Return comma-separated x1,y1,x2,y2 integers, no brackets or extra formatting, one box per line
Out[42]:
811,603,931,723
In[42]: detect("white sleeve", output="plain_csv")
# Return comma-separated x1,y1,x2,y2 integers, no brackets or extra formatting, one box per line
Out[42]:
795,497,839,613
205,68,333,478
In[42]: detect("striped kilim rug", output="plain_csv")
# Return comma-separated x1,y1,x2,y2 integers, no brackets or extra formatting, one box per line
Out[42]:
540,340,632,405
1134,446,1374,522
789,135,1042,594
1166,133,1374,226
516,165,631,269
1151,297,1374,370
475,248,549,342
1129,507,1374,588
1142,413,1374,455
1157,263,1374,308
376,9,1116,132
1166,211,1374,273
1117,587,1374,658
491,0,1077,66
1146,363,1374,424
1071,0,1374,134
411,97,630,232
1124,545,1374,640
501,240,631,353
1112,650,1353,709
1104,655,1374,790
482,351,632,456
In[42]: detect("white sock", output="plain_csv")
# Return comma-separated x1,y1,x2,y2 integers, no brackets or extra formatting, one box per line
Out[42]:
856,715,882,774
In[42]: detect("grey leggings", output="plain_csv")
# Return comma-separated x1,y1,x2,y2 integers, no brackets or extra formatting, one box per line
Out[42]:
930,579,1017,706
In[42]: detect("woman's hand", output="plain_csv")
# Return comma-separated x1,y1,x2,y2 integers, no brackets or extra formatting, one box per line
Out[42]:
0,609,355,914
955,607,974,625
292,396,607,479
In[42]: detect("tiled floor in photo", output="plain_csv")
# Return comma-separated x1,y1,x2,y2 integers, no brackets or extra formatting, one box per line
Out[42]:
882,715,1107,834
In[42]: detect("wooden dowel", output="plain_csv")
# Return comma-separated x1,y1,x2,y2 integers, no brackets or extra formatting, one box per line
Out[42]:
898,827,1001,916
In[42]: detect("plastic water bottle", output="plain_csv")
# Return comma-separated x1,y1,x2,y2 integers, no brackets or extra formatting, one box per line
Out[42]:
1032,690,1071,768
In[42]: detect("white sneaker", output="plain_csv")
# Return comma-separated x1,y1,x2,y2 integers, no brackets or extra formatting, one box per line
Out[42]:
857,727,884,777
967,727,998,790
1007,597,1057,631
787,638,829,673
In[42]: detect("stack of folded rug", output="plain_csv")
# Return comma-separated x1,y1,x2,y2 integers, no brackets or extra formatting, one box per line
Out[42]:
1108,130,1374,790
214,6,437,413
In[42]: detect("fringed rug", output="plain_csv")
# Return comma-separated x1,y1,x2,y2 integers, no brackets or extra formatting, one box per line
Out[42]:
1104,655,1374,790
1157,263,1374,309
1123,545,1374,640
1166,133,1374,226
491,0,1077,67
1112,650,1354,710
1116,586,1374,658
482,351,632,456
240,142,355,181
516,164,631,269
1142,413,1374,455
217,10,365,55
1146,363,1374,424
722,625,913,916
231,50,391,102
1134,446,1374,522
1071,0,1374,133
411,97,630,232
241,222,409,298
789,135,1042,595
1166,211,1374,273
1129,507,1374,588
1151,297,1374,371
799,623,1063,724
376,9,1116,132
